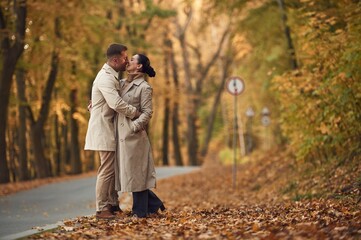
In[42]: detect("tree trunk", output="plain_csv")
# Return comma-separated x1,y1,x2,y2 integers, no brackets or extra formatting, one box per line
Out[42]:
61,112,69,173
161,50,170,166
177,14,229,165
54,113,61,176
15,68,29,180
276,0,298,69
53,88,62,176
186,114,199,166
0,1,27,183
30,124,52,178
69,88,82,174
29,16,61,178
8,126,17,181
165,37,183,166
201,57,232,157
178,33,199,166
27,51,59,178
86,151,95,171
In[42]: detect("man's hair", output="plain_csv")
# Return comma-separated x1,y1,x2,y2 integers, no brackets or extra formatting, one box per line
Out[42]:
106,43,127,58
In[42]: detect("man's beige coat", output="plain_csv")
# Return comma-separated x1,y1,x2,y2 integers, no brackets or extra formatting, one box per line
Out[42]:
115,77,156,192
84,63,137,151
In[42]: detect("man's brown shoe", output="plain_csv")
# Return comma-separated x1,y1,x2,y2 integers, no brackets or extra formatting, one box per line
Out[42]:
110,205,122,215
96,206,115,220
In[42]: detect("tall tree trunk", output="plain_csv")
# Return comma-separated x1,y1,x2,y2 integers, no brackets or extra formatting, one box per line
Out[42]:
61,111,69,173
30,124,52,178
53,88,62,176
176,12,229,165
54,113,61,176
165,37,183,166
15,68,29,180
186,115,198,166
172,103,183,166
0,1,27,183
201,57,232,157
27,51,59,178
276,0,298,69
178,29,198,166
8,126,17,181
27,15,61,178
161,48,170,166
69,88,82,174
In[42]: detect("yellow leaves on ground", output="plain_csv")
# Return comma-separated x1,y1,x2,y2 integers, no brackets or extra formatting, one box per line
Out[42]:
29,150,361,239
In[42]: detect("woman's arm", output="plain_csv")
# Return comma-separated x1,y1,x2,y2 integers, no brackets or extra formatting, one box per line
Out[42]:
132,84,153,132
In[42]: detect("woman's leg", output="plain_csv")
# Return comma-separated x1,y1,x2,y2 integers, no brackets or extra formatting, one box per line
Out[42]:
148,190,165,214
132,190,148,218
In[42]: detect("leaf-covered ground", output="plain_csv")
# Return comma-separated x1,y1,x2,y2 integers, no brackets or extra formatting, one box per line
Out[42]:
29,150,361,239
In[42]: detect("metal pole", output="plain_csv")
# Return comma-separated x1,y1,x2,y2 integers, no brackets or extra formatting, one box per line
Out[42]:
249,118,252,153
237,114,246,158
233,93,237,190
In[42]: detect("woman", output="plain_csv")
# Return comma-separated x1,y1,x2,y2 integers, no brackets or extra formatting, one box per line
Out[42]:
114,53,165,218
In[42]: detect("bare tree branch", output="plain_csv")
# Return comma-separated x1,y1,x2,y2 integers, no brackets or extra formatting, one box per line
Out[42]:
187,42,203,70
196,25,230,93
38,51,59,126
201,54,232,157
174,6,193,38
26,104,35,124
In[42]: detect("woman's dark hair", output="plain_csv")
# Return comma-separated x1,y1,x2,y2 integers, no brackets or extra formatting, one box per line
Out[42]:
137,54,156,77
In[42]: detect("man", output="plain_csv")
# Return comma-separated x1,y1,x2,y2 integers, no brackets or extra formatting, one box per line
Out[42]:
85,43,140,219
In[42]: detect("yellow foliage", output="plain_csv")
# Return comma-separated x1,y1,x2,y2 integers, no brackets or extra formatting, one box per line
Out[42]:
272,1,361,162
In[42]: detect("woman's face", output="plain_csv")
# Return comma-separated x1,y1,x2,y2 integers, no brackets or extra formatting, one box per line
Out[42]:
127,54,141,73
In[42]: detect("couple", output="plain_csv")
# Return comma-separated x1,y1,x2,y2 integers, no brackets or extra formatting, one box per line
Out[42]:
84,43,165,219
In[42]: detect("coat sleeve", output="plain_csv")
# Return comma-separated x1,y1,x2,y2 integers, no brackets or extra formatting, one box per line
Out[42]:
98,74,137,119
132,85,153,132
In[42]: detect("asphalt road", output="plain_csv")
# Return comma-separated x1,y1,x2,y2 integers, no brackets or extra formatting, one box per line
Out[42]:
0,166,199,239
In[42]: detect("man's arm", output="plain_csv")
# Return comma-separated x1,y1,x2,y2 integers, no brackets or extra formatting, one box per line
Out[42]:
97,75,139,119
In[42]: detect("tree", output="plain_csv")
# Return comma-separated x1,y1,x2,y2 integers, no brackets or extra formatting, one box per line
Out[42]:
161,35,170,166
175,6,229,165
276,0,298,69
272,0,361,163
69,87,82,174
201,54,232,157
166,36,183,166
0,0,27,183
27,51,59,178
15,66,29,180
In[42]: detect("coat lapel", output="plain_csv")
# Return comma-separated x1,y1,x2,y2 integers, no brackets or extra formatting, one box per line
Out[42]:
121,77,145,97
121,81,135,97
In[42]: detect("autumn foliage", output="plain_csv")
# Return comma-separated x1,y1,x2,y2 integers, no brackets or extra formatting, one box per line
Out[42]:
1,0,361,238
272,0,361,163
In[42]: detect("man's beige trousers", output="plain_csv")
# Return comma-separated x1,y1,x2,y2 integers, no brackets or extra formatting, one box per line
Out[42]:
95,151,119,211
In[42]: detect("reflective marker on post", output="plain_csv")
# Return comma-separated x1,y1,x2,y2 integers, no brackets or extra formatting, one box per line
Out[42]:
226,77,245,96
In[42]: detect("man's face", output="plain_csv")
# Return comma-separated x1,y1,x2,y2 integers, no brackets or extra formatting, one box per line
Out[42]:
114,51,129,72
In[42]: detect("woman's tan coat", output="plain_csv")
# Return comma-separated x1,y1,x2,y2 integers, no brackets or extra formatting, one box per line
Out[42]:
114,77,156,192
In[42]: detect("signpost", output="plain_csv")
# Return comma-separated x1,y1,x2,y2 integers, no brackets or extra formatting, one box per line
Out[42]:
226,76,245,190
245,106,255,155
261,107,271,150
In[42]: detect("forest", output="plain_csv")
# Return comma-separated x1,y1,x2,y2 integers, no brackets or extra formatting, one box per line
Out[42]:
0,0,360,185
